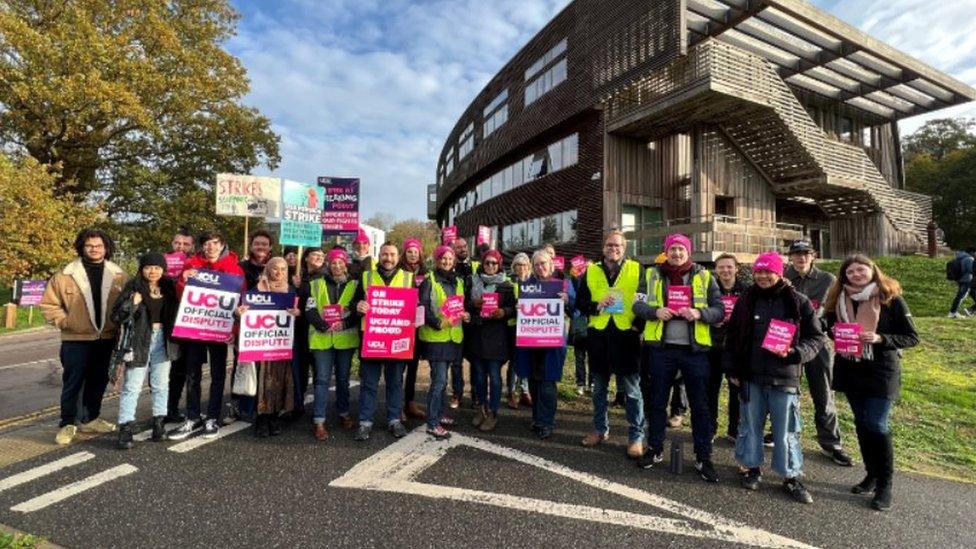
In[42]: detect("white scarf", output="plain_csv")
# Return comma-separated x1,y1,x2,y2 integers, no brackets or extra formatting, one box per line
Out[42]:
837,282,877,361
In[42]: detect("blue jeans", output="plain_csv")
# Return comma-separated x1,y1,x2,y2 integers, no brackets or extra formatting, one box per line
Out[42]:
358,360,405,426
950,282,976,313
312,349,354,423
472,359,504,414
529,379,557,430
735,381,804,478
847,394,892,435
574,341,588,386
427,361,449,428
645,347,712,460
591,371,644,443
59,339,114,427
118,328,171,424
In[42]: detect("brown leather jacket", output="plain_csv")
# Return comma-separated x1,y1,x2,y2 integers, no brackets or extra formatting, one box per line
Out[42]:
39,259,128,341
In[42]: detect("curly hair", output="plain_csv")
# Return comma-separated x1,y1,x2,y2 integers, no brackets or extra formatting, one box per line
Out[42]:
73,228,116,260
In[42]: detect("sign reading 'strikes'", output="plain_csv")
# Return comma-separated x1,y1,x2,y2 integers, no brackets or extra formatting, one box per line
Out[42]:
238,291,296,362
173,270,244,342
516,281,565,348
361,286,418,360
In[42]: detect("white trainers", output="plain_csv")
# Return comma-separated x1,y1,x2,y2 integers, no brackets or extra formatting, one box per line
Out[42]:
55,425,77,445
948,312,961,319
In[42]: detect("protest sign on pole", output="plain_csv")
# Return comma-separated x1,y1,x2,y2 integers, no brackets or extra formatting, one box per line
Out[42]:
361,286,418,360
442,226,458,246
476,226,492,247
172,270,244,342
238,291,296,362
516,280,565,348
318,176,360,241
280,180,324,247
215,174,282,218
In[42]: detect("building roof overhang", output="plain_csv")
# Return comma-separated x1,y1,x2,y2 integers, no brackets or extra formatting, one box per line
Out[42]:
685,0,976,122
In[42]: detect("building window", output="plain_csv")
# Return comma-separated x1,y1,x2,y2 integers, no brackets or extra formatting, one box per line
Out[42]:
715,196,735,218
458,123,474,159
839,117,854,143
621,205,663,256
501,209,578,252
525,58,568,106
445,148,455,176
525,39,568,81
483,89,509,139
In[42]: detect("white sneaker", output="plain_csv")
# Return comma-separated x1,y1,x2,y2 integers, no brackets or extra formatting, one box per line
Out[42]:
55,424,77,445
202,419,220,438
948,312,961,319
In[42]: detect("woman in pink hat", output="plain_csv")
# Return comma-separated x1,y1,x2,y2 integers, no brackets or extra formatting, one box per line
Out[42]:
723,251,826,504
399,237,429,421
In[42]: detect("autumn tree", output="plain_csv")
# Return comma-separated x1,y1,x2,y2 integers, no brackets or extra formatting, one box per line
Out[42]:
0,154,100,285
0,0,280,252
387,218,441,258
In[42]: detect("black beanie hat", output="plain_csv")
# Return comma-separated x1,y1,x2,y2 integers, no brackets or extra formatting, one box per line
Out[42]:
139,251,167,271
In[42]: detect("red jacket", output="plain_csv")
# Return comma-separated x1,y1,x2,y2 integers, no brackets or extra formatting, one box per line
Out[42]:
176,249,245,296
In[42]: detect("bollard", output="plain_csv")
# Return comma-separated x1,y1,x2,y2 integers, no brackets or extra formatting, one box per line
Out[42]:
669,440,683,474
4,303,17,329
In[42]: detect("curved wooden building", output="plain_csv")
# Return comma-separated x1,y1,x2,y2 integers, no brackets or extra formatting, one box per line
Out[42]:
429,0,974,261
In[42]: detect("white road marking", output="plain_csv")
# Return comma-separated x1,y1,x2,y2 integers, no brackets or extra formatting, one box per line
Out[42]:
0,452,95,494
0,359,57,371
132,429,153,442
331,428,818,549
11,464,138,513
167,421,251,453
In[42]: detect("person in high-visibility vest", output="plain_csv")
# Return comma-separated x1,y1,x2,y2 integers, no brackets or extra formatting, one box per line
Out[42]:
576,230,645,459
419,245,471,439
505,253,532,409
466,249,516,432
632,234,724,482
399,237,429,421
450,237,478,409
305,248,360,441
513,250,574,439
350,242,412,442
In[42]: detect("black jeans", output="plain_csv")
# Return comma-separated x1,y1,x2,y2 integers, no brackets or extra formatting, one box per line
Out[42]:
404,358,420,404
183,341,229,421
59,339,114,427
167,353,186,416
707,348,740,437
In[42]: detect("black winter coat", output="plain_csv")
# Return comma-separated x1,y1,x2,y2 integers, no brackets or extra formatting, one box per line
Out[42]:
826,296,918,399
110,278,180,367
722,281,825,390
464,275,516,361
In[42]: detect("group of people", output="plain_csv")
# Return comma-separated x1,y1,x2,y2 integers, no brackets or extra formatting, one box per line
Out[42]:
39,226,918,513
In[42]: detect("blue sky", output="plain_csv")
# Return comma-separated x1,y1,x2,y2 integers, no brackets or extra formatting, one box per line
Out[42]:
227,0,976,221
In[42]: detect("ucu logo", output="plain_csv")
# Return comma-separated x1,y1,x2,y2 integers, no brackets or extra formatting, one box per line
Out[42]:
244,314,292,329
367,341,385,349
520,284,543,293
186,290,236,310
518,302,562,316
245,294,273,305
195,272,220,284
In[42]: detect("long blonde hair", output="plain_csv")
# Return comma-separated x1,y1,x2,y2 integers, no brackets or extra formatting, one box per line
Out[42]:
823,254,902,312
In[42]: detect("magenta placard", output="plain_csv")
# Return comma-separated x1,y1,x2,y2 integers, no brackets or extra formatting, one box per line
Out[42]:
762,319,796,354
172,271,243,342
477,225,492,246
833,322,862,356
321,304,343,325
667,285,692,310
441,226,458,246
480,292,499,318
361,286,418,360
721,295,738,321
237,292,295,362
552,256,566,272
440,294,465,325
516,281,565,348
570,255,588,274
164,252,186,279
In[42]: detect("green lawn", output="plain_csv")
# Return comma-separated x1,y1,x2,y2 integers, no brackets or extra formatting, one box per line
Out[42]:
0,305,47,335
0,531,41,549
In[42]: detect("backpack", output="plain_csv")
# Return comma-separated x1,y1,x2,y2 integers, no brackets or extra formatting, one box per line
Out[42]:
946,257,963,281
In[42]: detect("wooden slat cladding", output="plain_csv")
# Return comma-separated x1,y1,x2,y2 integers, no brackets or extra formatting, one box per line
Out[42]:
604,133,692,229
699,129,777,223
435,0,684,218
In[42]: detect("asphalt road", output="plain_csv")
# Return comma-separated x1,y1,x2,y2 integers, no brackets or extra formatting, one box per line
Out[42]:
0,330,974,548
0,328,63,421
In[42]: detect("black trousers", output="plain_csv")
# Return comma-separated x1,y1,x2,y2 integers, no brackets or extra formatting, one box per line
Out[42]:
706,348,740,437
404,358,420,404
183,341,229,421
59,339,114,427
167,352,186,416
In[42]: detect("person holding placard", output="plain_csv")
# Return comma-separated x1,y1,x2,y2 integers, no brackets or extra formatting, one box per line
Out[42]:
708,253,747,443
306,248,360,440
567,259,589,396
292,247,326,416
576,231,645,459
465,249,515,432
352,242,412,441
506,253,533,409
824,254,918,512
419,246,471,439
722,252,825,503
168,230,245,441
41,228,128,445
164,228,195,425
399,238,429,421
111,252,180,449
785,239,852,467
514,250,574,440
632,234,725,482
236,258,300,438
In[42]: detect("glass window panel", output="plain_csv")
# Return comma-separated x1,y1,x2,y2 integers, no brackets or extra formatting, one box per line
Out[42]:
552,58,567,87
549,141,563,172
564,133,579,167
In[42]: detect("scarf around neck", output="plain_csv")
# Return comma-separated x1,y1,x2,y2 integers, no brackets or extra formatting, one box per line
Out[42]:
471,271,507,300
660,260,693,286
838,282,880,360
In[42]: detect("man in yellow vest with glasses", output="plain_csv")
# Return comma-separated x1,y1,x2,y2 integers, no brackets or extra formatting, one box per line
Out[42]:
352,242,413,442
577,230,645,459
633,234,724,483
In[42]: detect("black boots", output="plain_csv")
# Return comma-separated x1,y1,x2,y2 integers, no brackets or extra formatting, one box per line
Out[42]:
117,423,134,450
852,424,877,494
871,432,894,512
254,415,271,438
152,416,166,442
